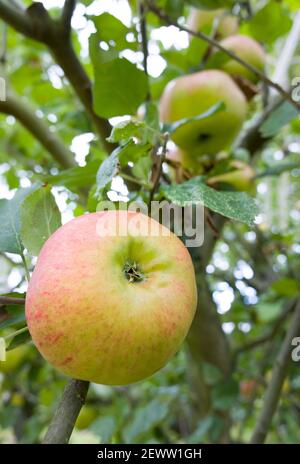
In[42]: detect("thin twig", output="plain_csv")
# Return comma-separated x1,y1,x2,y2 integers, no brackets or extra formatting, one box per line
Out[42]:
0,296,25,305
138,1,149,79
21,252,30,283
149,133,168,205
234,298,295,356
146,1,300,113
0,93,75,168
0,0,113,151
250,297,300,444
0,22,7,64
43,379,89,444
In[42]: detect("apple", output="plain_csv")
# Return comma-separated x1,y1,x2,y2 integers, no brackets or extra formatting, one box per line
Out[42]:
215,35,266,83
26,211,197,385
206,160,255,191
240,379,257,398
160,70,248,156
75,405,97,429
0,344,30,374
187,0,234,10
166,145,210,177
187,8,238,39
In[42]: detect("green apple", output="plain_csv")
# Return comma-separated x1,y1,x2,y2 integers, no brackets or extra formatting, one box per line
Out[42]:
207,160,255,191
160,70,248,156
26,211,197,385
187,8,238,39
0,344,30,374
75,405,97,430
187,0,234,10
166,146,209,176
216,35,266,83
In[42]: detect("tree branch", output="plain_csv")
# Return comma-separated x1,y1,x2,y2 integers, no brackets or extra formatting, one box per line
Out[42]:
146,1,300,113
235,96,283,154
0,0,32,37
0,1,112,151
250,297,300,444
0,93,75,168
61,0,76,33
43,379,89,444
0,296,25,305
234,298,295,356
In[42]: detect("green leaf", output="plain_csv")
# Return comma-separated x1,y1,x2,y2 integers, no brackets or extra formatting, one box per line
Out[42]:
123,395,174,443
19,185,61,256
271,278,300,297
0,185,39,254
107,120,146,144
255,300,282,322
119,140,151,166
92,13,130,51
91,416,117,444
202,363,223,386
212,378,239,411
163,102,225,134
162,177,259,226
245,2,292,45
95,149,120,198
165,0,184,18
7,330,31,351
44,160,102,190
0,304,25,330
256,162,300,178
93,58,148,118
143,101,160,132
187,416,214,443
260,101,299,138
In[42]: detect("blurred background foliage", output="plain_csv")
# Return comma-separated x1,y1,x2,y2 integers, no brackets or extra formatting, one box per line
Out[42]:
0,0,300,444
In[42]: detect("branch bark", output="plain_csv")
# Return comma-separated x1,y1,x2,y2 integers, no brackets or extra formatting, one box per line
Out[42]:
43,379,89,444
250,297,300,444
0,93,75,168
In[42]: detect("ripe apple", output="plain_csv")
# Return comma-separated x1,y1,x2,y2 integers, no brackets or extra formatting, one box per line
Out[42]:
187,8,238,39
215,35,266,83
160,70,247,156
26,211,197,385
206,160,255,191
240,379,257,398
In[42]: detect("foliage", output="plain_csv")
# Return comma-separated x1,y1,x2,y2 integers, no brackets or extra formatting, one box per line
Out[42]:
0,0,300,446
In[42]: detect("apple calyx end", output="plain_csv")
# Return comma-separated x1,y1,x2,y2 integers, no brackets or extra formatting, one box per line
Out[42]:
123,261,145,283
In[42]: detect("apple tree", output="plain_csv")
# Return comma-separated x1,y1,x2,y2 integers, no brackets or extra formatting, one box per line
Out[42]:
0,0,300,444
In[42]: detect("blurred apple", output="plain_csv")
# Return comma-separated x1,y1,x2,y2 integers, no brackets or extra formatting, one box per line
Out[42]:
0,344,30,374
187,0,234,10
75,405,97,430
160,70,247,157
207,160,255,191
187,8,238,39
240,379,257,398
215,35,266,83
